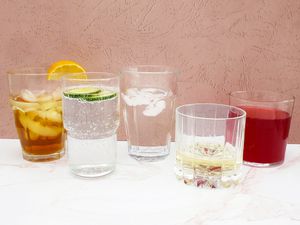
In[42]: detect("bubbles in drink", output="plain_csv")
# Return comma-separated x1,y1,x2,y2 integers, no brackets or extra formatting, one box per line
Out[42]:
62,86,119,177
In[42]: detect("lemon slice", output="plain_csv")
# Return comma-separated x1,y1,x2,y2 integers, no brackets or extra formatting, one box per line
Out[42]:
47,60,86,80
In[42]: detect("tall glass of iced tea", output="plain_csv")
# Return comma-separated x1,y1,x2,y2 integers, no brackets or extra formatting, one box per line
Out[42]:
8,68,65,162
230,91,295,167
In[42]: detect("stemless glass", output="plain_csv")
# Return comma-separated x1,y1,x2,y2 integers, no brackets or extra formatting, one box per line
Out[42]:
8,68,65,162
230,90,295,167
62,72,119,178
175,103,246,188
121,65,177,161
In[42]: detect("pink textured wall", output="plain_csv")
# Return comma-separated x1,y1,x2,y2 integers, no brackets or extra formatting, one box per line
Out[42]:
0,0,299,142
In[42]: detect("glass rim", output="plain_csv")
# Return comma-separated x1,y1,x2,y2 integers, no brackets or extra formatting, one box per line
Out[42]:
121,65,179,75
7,68,119,81
176,103,246,121
230,90,295,104
61,72,119,82
7,67,49,76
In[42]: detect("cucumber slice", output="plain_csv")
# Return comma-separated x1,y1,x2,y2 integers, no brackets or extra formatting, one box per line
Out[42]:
63,87,101,98
83,90,117,101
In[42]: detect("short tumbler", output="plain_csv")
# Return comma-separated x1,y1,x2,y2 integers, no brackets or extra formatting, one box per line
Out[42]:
62,73,119,177
175,103,246,188
230,90,295,167
121,65,177,161
8,68,65,162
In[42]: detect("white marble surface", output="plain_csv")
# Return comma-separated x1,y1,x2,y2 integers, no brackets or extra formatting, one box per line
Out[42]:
0,139,300,225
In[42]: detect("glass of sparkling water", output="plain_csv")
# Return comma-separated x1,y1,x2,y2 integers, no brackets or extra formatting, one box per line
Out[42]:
175,103,246,188
121,65,177,161
62,72,119,178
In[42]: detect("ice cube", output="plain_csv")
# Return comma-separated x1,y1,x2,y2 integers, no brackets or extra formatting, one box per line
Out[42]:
143,100,166,117
29,131,39,140
20,89,37,102
126,88,138,97
37,94,53,102
25,117,61,137
122,88,167,107
121,93,133,106
10,99,39,112
52,88,62,101
32,90,46,97
45,110,62,123
122,91,151,106
40,101,58,110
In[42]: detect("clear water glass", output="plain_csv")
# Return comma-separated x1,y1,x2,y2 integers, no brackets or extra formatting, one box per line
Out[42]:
121,65,177,161
62,72,119,178
175,103,246,188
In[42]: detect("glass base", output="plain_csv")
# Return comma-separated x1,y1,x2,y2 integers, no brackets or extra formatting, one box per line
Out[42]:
67,134,117,178
128,145,170,161
243,160,284,168
174,166,241,189
70,164,115,178
22,150,64,162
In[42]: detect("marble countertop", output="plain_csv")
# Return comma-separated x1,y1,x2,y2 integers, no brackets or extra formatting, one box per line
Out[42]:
0,139,300,225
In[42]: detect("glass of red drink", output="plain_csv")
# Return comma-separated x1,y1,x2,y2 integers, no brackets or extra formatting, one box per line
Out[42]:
230,91,295,167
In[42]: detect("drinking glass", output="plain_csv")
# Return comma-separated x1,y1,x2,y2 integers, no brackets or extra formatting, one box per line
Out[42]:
62,72,119,178
230,90,295,167
8,68,65,162
175,103,246,188
121,65,177,161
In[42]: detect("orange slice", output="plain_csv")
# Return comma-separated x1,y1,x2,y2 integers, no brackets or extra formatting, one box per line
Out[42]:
47,60,86,80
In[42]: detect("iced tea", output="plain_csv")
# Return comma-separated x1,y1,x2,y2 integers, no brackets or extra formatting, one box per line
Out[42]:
10,89,65,161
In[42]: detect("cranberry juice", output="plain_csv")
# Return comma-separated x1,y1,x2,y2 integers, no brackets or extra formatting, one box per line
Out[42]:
240,106,291,165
